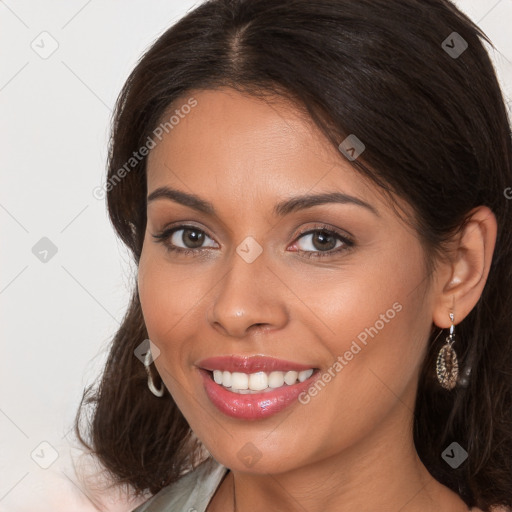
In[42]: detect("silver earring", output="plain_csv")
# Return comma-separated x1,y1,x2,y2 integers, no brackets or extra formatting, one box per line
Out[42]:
436,313,459,390
144,349,164,397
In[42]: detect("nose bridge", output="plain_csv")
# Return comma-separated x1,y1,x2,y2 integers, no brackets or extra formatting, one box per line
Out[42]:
208,239,288,337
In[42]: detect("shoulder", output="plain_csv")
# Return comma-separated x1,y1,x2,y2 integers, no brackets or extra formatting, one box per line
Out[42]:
132,458,228,512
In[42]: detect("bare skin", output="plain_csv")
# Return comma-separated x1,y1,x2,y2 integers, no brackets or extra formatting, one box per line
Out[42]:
137,87,495,512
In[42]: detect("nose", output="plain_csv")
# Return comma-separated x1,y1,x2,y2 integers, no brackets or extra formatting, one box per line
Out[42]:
207,248,289,338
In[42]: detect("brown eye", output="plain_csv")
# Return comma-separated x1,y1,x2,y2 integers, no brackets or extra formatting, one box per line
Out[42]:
152,225,218,254
296,229,343,252
174,228,206,248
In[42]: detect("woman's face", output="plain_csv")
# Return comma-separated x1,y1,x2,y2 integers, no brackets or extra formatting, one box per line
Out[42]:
138,87,437,473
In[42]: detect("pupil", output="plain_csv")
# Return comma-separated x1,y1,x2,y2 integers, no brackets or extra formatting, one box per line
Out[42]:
313,231,336,251
183,228,204,248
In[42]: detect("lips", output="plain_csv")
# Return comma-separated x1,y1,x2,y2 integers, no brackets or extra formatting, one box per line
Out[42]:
196,355,320,420
197,355,315,373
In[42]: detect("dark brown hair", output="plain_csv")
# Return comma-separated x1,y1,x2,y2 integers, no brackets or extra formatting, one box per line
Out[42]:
75,0,512,509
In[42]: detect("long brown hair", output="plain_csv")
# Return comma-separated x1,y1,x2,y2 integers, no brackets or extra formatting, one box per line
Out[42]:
75,0,512,509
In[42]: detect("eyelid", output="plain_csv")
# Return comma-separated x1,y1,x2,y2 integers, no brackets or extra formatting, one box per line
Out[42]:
291,223,354,244
152,221,354,258
155,221,218,243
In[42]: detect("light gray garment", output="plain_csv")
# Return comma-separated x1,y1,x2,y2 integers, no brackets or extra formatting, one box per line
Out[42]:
132,458,229,512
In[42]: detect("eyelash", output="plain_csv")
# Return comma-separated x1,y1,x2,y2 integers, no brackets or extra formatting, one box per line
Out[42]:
151,223,354,259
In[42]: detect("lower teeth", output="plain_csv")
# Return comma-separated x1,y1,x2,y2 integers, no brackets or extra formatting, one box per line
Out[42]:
228,387,277,394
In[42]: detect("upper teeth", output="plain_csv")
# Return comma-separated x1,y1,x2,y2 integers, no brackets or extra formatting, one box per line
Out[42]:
212,369,314,393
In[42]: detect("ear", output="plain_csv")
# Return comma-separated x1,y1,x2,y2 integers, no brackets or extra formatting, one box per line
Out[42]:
432,205,497,329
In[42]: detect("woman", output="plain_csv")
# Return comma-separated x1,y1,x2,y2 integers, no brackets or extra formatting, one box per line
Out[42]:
75,0,512,511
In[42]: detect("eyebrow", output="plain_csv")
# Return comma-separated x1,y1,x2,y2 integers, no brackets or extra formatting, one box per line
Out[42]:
147,186,379,217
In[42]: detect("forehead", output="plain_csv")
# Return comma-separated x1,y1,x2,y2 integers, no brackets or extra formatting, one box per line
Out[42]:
146,87,382,211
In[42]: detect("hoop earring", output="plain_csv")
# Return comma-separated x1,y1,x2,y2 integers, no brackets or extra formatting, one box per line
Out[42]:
436,312,459,390
144,349,165,397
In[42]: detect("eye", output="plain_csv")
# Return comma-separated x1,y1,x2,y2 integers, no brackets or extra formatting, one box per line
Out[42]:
291,225,354,258
152,225,218,254
152,223,354,258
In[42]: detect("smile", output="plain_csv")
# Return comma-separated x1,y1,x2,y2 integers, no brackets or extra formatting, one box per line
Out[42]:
197,355,320,420
212,369,314,393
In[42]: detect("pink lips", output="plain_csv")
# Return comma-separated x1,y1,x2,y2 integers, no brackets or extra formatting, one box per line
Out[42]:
197,355,318,420
198,355,314,373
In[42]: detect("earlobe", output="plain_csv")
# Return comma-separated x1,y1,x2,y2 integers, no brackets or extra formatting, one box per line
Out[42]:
432,205,497,328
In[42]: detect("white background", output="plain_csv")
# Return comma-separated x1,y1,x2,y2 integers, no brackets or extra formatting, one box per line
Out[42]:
1,1,511,510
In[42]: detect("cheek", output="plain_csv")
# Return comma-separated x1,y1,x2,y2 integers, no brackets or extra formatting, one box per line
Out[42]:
137,251,207,416
292,242,426,350
303,249,430,409
138,247,204,340
265,256,431,463
137,244,220,396
296,239,430,388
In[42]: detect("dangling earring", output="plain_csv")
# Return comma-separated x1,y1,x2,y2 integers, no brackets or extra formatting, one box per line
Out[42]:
144,349,165,397
436,312,459,390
